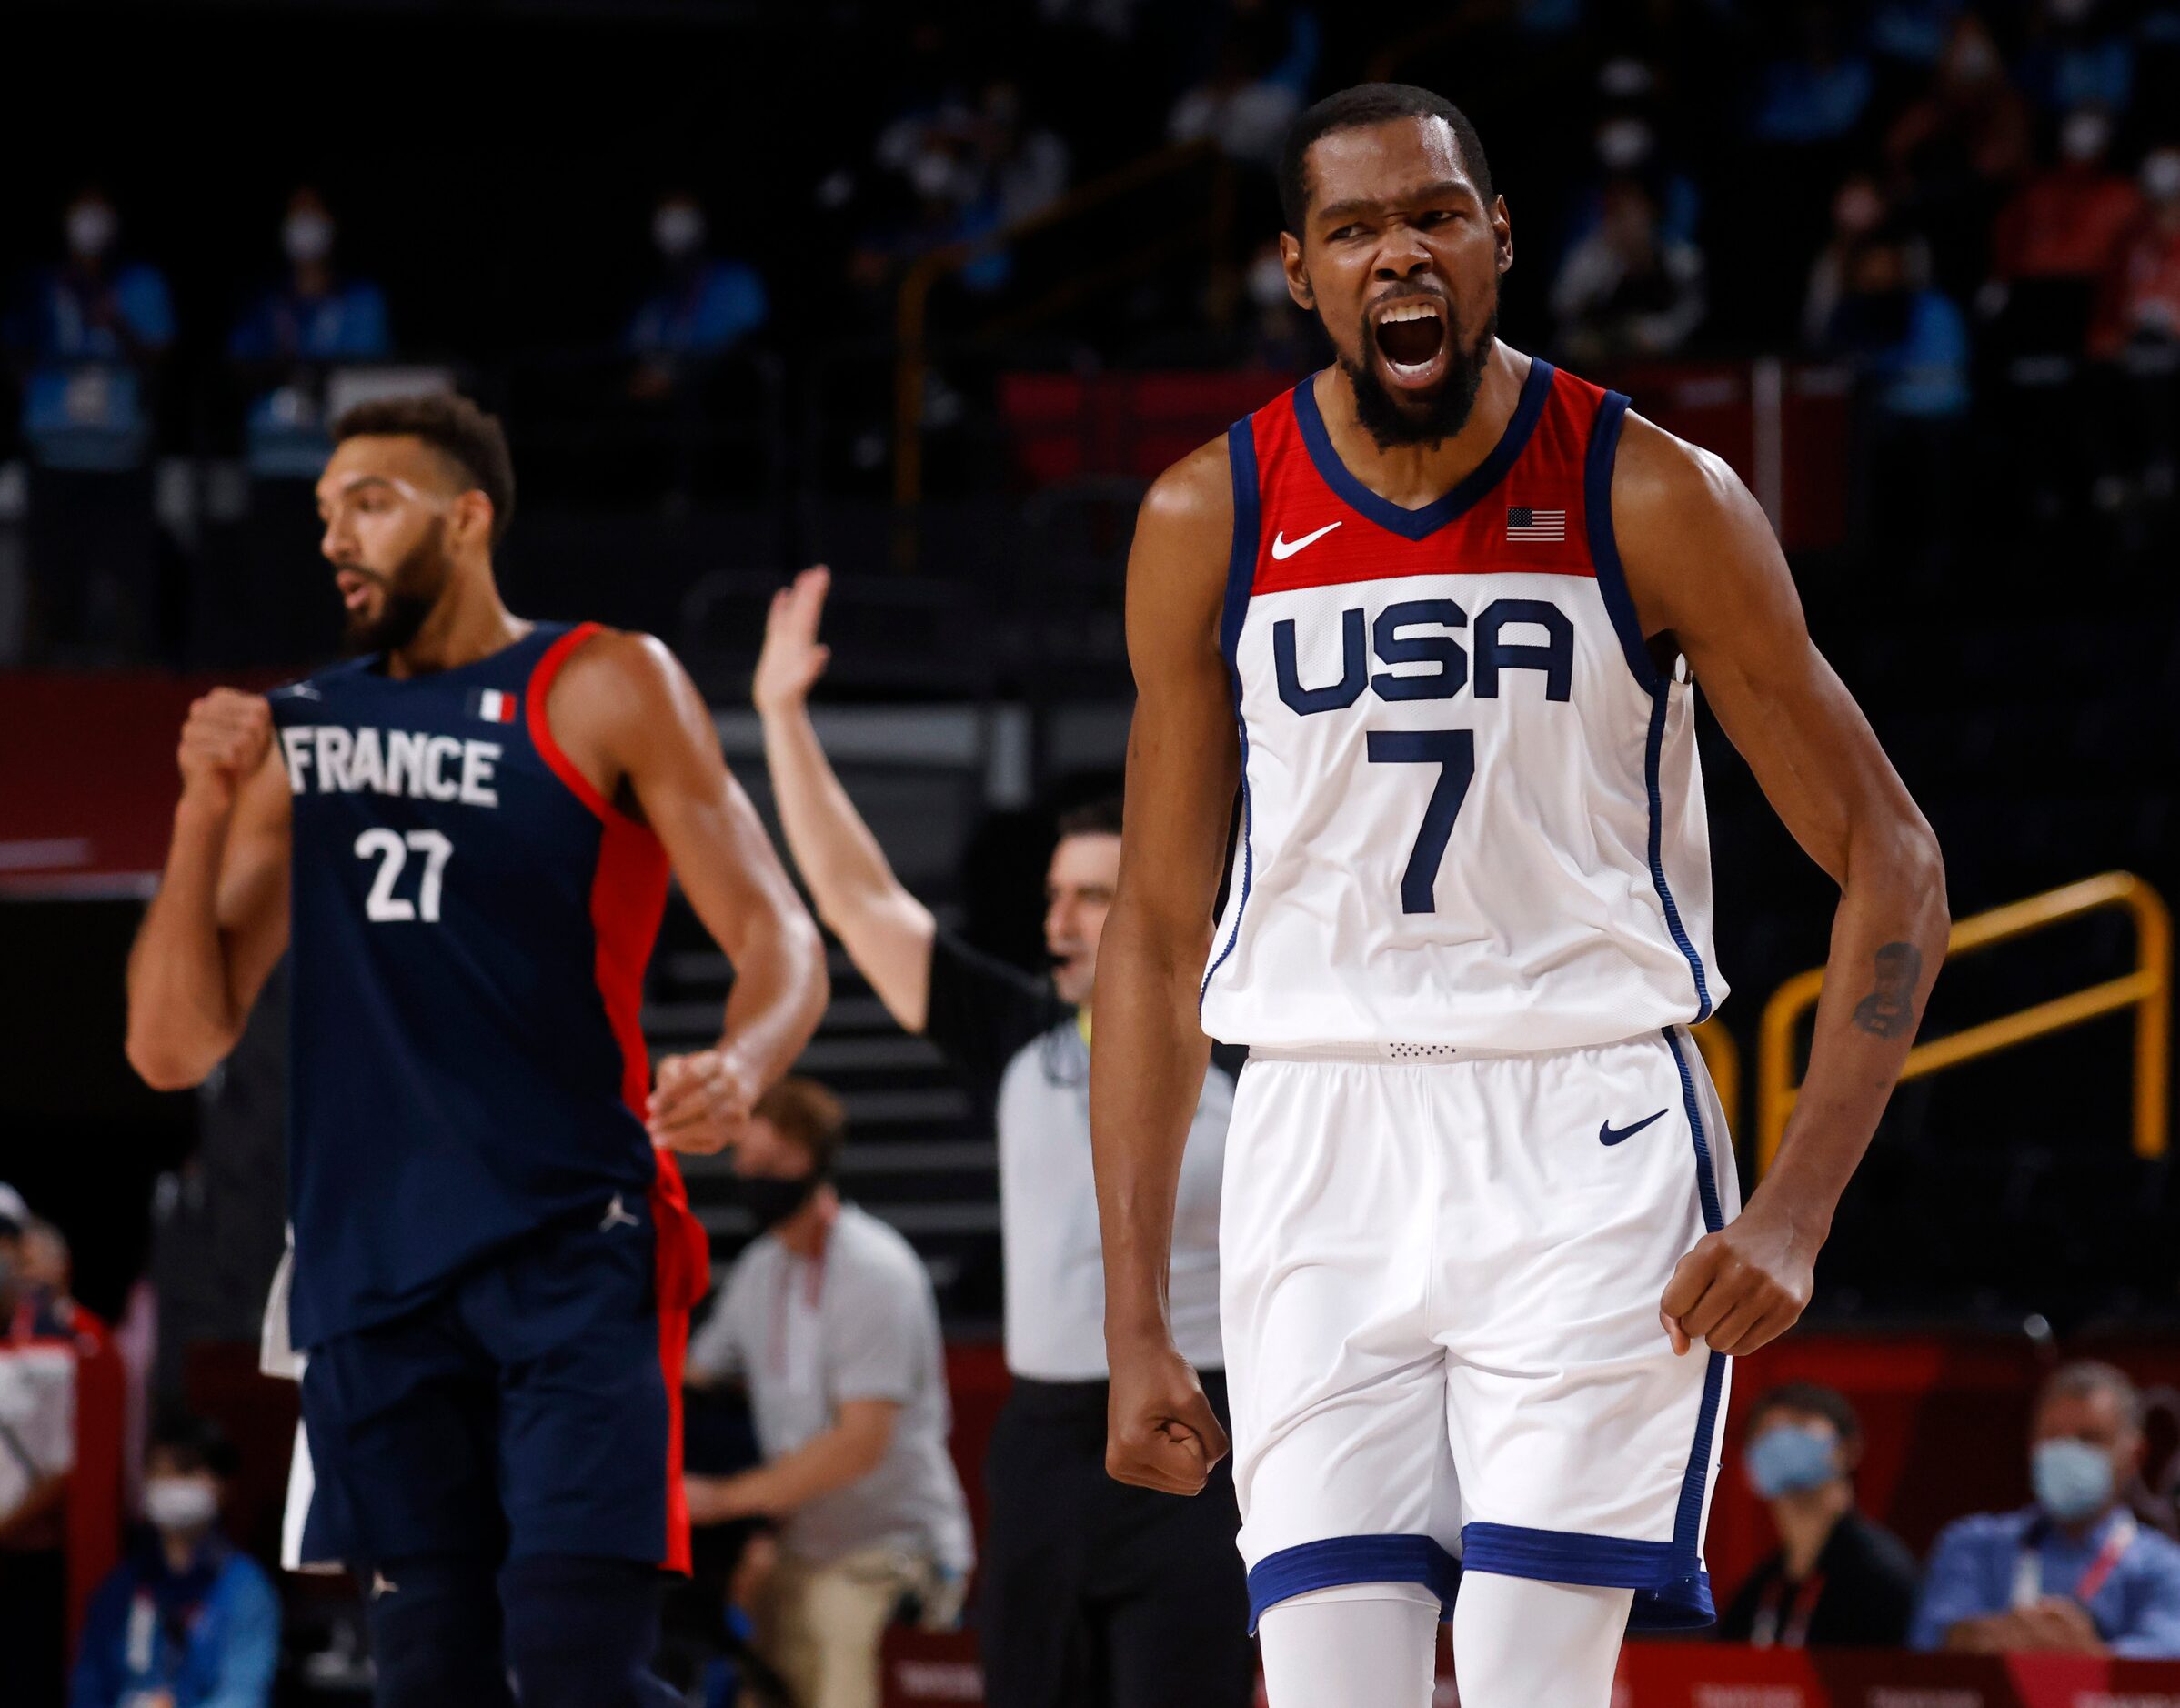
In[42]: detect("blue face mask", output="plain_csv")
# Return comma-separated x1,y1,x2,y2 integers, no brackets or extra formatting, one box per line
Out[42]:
1744,1423,1839,1499
2032,1438,2115,1524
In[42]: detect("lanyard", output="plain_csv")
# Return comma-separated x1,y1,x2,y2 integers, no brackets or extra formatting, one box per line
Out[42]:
2012,1512,2135,1611
766,1247,828,1379
1750,1572,1825,1649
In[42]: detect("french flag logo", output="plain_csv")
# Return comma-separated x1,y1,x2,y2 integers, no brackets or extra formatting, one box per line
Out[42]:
468,688,519,724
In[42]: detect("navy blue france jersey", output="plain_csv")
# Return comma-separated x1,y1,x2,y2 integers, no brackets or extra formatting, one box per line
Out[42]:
269,620,708,1350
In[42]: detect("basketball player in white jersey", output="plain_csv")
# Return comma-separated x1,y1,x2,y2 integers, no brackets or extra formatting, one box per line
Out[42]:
1090,85,1948,1706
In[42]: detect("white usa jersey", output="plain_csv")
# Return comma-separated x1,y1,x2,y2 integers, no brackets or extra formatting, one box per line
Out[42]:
1198,358,1725,1051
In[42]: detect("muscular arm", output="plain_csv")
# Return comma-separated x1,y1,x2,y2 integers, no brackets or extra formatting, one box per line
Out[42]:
686,1398,901,1523
125,693,291,1090
1090,438,1240,1492
753,568,938,1032
560,632,829,1150
1617,415,1948,1356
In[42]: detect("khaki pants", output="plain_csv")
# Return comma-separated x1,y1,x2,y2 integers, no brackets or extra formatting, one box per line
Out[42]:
752,1546,931,1708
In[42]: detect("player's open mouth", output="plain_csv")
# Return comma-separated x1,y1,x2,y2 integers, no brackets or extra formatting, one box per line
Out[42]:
1370,296,1450,390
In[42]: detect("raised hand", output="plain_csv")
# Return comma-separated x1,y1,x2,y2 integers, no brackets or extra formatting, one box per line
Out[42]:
176,689,275,815
753,566,834,718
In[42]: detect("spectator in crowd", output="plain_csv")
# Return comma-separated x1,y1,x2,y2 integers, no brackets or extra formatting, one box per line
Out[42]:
1549,176,1707,364
70,1414,279,1708
228,186,394,477
4,186,175,472
1168,0,1320,173
1803,172,1893,347
978,81,1072,229
2094,146,2180,355
1821,226,1971,418
1562,58,1701,260
2,1184,75,1341
1885,12,2033,293
752,567,1251,1707
1988,105,2142,307
2,1185,81,1705
2018,0,2135,117
628,191,770,397
1241,235,1319,370
1717,1382,1920,1647
4,189,176,659
683,1078,972,1708
1749,2,1875,146
1913,1361,2180,1657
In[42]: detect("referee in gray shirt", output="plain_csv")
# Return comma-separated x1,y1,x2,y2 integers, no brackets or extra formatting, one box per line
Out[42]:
753,568,1251,1708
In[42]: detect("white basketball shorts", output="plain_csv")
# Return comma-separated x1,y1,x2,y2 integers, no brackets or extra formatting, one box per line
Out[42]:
1221,1027,1739,1633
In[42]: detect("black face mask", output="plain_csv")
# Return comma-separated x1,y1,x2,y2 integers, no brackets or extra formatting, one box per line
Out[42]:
736,1170,823,1233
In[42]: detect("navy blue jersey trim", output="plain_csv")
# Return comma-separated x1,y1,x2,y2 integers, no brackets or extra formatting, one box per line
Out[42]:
1663,1025,1728,1614
1582,390,1659,692
1291,358,1556,541
1245,1534,1462,1632
1463,1522,1716,1630
1201,417,1260,1008
1645,696,1715,1021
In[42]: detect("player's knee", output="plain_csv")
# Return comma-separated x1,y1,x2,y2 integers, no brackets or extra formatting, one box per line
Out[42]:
498,1553,677,1708
364,1555,511,1708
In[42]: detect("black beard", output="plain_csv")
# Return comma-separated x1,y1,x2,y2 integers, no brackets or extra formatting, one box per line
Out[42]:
1341,305,1499,450
342,521,449,655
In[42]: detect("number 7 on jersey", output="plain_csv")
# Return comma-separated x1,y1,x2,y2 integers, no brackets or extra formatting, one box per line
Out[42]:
1365,729,1475,914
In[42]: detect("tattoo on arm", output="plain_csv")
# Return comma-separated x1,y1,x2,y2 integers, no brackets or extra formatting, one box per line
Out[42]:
1850,941,1924,1040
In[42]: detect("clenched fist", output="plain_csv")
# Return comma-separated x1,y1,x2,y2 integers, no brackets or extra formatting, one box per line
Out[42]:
648,1047,762,1155
177,689,274,813
1105,1336,1229,1495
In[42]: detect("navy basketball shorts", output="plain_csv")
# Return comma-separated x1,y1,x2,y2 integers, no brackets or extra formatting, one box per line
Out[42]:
297,1191,692,1571
1222,1028,1739,1633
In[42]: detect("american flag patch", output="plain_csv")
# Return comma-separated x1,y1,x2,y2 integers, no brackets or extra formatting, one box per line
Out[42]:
1506,506,1567,542
468,688,519,724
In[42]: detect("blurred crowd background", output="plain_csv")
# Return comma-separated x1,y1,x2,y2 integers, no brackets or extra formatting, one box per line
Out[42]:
5,0,2180,1702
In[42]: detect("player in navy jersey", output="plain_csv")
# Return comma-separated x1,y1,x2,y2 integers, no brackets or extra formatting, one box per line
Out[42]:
125,392,829,1708
1090,86,1948,1706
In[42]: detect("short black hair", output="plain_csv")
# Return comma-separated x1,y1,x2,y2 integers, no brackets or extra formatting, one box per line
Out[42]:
1746,1381,1863,1444
1279,83,1494,234
149,1412,239,1480
333,391,517,547
1056,794,1124,841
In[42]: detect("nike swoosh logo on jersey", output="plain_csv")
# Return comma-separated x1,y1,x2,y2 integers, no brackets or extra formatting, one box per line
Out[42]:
1600,1109,1668,1146
1270,521,1342,559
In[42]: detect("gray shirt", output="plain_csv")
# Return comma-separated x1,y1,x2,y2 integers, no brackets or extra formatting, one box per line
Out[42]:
688,1203,973,1572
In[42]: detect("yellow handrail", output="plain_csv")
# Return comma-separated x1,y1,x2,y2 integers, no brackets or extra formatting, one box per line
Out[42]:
1756,871,2171,1175
893,138,1230,512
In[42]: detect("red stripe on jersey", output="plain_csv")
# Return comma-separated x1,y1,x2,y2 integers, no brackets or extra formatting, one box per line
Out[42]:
527,620,709,1573
1249,364,1611,597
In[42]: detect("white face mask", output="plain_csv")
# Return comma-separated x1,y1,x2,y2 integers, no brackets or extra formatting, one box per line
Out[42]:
1249,253,1293,310
284,210,336,265
143,1477,218,1533
2061,111,2111,165
2143,149,2180,203
1596,117,1654,173
66,201,117,260
653,203,705,259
